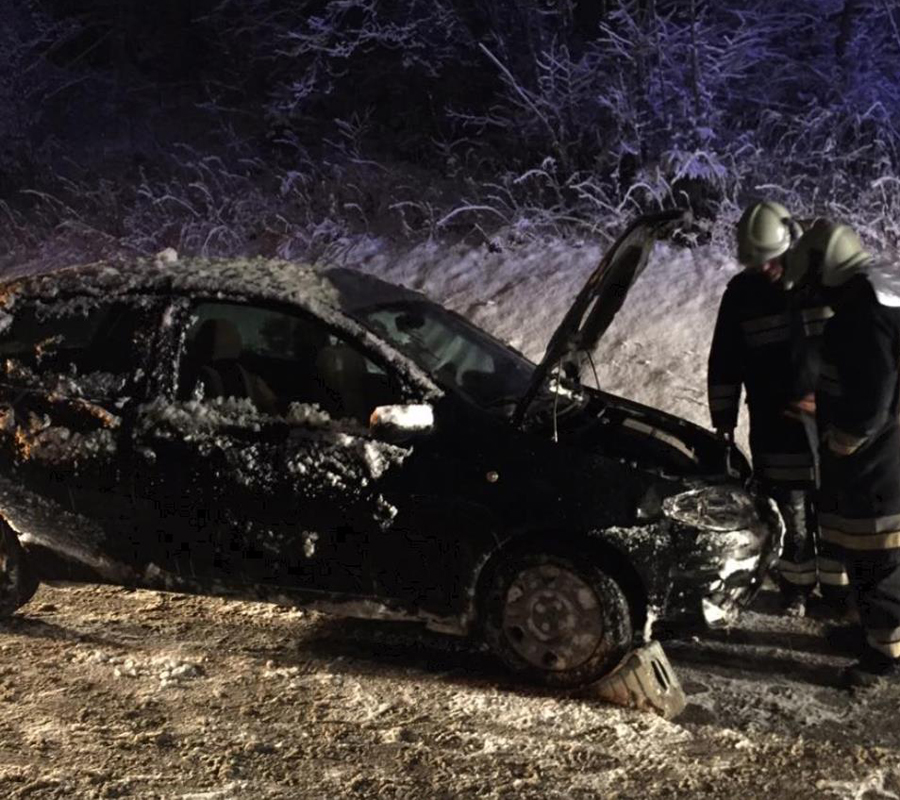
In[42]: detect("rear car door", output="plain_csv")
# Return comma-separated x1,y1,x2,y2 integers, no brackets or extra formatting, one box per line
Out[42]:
0,295,161,574
130,296,419,595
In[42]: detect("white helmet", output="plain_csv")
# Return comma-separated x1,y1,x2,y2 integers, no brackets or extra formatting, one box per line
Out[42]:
736,201,793,268
782,219,872,290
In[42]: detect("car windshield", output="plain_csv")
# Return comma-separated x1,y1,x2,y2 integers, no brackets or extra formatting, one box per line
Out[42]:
354,301,538,409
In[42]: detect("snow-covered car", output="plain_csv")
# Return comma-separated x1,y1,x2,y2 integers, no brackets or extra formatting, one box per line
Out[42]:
0,210,779,687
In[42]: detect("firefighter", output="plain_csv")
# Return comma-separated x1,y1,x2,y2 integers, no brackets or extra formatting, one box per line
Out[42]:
784,221,900,685
708,202,846,616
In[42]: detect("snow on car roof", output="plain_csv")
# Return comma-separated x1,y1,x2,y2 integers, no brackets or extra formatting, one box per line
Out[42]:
0,256,424,316
0,255,442,398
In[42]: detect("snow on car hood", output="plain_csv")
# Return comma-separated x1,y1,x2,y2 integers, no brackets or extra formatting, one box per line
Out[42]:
515,209,691,423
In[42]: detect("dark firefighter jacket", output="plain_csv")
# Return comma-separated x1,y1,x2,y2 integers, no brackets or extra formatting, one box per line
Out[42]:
817,273,900,561
708,270,831,488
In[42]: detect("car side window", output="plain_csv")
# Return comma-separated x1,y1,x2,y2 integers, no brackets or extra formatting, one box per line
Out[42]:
0,298,154,400
177,301,404,425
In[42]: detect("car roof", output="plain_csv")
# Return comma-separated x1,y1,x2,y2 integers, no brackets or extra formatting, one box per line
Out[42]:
0,257,426,317
0,256,442,396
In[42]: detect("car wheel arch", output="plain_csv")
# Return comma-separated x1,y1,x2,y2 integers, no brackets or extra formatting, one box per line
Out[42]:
471,531,648,644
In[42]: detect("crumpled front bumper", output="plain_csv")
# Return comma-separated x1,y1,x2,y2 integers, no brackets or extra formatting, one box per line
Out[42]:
663,485,784,625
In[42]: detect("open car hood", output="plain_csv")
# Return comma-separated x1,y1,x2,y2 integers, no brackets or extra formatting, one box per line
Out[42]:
514,209,692,425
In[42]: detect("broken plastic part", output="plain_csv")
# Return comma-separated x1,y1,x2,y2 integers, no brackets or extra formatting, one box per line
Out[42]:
588,641,686,719
701,595,739,628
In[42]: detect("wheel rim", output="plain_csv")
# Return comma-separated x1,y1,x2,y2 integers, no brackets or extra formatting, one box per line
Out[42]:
501,564,607,672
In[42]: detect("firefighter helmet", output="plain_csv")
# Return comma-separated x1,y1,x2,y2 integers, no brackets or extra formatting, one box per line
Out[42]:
783,219,872,290
736,201,793,268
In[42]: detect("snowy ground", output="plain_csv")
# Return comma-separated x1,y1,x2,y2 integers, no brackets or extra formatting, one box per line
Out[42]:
2,584,899,800
3,232,900,797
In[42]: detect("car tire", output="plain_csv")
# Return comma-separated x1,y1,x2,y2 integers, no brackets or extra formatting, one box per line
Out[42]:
0,521,38,616
482,550,633,688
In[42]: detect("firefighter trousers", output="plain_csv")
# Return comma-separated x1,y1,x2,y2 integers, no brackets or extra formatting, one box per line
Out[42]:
769,487,850,603
845,553,900,659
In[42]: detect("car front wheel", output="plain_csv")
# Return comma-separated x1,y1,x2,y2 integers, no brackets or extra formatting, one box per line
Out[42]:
0,521,38,616
482,551,633,688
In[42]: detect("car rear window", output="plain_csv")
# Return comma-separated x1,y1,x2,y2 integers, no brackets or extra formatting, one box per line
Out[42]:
0,299,148,387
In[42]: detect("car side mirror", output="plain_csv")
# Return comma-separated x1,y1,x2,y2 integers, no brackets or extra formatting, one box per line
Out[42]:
369,404,434,438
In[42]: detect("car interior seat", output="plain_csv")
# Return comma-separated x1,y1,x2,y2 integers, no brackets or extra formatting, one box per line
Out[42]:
286,320,331,405
184,319,256,403
315,342,371,423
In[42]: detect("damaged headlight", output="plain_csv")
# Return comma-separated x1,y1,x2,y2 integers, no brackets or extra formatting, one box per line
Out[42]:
663,486,784,628
662,485,760,532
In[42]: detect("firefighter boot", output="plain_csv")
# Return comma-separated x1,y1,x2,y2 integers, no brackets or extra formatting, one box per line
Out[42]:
781,592,807,618
842,647,900,688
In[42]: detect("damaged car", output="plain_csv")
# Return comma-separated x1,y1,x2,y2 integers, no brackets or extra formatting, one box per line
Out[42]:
0,209,781,687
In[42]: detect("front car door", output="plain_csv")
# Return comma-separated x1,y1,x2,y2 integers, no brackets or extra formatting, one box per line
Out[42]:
130,295,428,597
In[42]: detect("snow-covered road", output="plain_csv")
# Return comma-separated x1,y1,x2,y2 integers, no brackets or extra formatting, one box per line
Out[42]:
3,583,900,799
